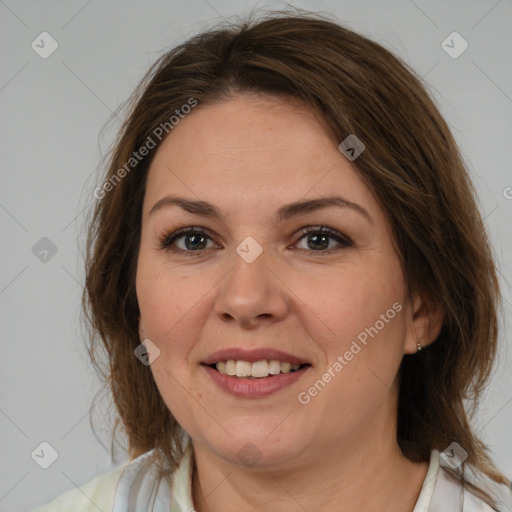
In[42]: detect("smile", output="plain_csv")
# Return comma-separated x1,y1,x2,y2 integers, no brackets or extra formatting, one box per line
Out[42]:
201,361,312,398
212,359,308,378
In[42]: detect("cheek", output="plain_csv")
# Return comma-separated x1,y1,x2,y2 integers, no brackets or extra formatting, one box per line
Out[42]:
136,260,216,406
302,263,408,411
300,273,407,427
297,258,405,348
136,256,210,345
149,361,209,442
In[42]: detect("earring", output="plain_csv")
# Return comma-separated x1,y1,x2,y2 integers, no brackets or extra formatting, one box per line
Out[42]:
417,338,423,352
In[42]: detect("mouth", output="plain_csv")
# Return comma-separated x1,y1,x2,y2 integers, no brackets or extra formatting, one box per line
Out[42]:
203,360,312,379
200,348,313,398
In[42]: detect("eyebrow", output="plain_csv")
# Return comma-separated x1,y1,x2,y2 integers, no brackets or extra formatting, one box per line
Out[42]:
149,195,373,224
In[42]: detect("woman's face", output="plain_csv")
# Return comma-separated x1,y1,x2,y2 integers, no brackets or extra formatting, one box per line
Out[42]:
136,94,422,468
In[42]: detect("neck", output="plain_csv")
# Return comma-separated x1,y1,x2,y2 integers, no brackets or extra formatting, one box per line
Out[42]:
191,432,429,512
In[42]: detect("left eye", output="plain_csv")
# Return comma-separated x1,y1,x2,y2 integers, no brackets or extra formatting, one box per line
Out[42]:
156,226,353,256
294,226,352,252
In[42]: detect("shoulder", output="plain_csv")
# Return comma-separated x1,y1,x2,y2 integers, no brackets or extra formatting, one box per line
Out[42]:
467,474,512,512
31,464,126,512
434,463,512,511
462,475,512,512
32,449,175,512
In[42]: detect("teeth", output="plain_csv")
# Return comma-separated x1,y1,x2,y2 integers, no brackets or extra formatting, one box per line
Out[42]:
215,359,303,378
251,360,269,378
269,360,281,375
225,360,236,376
235,360,252,377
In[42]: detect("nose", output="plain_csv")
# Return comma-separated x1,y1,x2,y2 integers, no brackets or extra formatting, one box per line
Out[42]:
213,242,289,329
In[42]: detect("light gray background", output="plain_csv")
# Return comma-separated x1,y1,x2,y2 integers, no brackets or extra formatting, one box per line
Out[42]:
1,0,511,510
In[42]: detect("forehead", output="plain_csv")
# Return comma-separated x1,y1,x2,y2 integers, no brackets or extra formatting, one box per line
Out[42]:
142,94,380,224
153,94,334,166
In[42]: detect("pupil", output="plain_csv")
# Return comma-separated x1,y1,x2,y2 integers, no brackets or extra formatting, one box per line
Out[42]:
309,234,328,250
186,234,207,250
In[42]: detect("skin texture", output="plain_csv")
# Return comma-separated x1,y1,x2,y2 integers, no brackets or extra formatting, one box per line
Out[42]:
136,94,444,512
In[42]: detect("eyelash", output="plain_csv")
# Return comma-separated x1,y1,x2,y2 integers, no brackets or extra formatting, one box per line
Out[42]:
156,226,353,257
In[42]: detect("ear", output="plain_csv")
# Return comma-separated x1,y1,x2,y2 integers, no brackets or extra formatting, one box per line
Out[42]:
404,291,444,354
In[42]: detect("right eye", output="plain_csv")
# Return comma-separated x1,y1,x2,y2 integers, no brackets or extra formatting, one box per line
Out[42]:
156,227,220,256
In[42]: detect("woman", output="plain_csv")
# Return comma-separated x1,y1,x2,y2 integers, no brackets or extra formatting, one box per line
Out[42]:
34,10,512,512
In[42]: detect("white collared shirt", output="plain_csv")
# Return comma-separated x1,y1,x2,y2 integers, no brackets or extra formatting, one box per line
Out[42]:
33,447,512,511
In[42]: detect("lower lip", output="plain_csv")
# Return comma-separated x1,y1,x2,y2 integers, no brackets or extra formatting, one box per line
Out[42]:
202,364,311,398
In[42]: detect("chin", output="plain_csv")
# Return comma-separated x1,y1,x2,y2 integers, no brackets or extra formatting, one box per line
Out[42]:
201,427,310,469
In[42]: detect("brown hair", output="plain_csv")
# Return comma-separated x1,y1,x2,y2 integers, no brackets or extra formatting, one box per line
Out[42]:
81,8,510,506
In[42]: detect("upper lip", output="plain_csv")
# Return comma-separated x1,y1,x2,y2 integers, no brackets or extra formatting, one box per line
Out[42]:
202,348,311,366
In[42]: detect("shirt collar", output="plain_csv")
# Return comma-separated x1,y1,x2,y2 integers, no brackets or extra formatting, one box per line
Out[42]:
412,450,440,512
170,444,195,512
